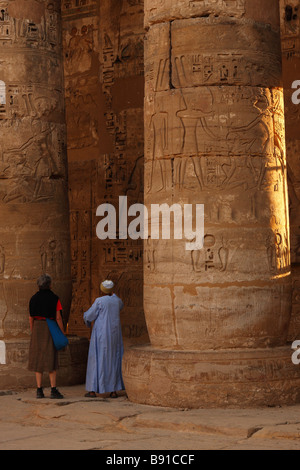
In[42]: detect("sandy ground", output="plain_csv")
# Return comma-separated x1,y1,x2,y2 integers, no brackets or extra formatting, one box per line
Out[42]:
0,384,300,451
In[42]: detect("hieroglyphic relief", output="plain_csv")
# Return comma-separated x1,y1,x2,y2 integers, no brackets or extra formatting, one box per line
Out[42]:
191,234,229,273
40,239,67,280
62,0,98,14
0,2,61,51
146,86,286,198
281,0,300,58
97,0,146,343
266,230,290,275
64,79,99,150
64,24,95,75
61,1,100,335
62,0,99,150
170,20,281,89
145,71,290,282
101,240,143,266
66,160,94,336
0,6,11,45
0,4,67,207
146,20,278,95
69,156,146,342
144,0,245,25
101,148,143,204
189,0,244,9
62,1,146,342
6,84,63,120
172,49,280,89
0,121,66,204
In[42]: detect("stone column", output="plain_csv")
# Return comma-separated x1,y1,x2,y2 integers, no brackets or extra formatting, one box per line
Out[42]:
123,0,300,407
0,0,72,386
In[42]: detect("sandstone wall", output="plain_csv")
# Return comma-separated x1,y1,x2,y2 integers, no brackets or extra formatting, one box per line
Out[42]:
61,0,149,346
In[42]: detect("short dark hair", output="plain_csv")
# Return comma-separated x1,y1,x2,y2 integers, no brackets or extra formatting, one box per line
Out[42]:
37,274,52,290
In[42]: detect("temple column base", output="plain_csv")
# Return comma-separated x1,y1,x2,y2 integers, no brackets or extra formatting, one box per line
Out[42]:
0,336,89,390
122,345,300,408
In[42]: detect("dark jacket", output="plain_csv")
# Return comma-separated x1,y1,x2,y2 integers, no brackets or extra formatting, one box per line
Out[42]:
29,289,59,320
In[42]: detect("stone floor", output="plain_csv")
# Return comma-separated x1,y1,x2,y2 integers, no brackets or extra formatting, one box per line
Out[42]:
0,385,300,450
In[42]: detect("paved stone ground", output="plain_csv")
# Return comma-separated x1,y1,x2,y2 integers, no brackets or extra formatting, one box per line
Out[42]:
0,385,300,450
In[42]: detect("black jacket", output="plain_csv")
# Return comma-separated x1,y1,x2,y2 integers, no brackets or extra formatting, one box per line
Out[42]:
29,289,59,320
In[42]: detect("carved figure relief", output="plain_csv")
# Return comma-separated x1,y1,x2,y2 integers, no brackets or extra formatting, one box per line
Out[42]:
40,239,65,279
1,83,63,121
146,87,284,195
0,120,64,204
266,231,290,274
281,0,300,58
191,234,229,273
65,24,94,75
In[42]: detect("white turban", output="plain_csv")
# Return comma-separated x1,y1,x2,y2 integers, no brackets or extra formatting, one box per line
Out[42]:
100,280,114,294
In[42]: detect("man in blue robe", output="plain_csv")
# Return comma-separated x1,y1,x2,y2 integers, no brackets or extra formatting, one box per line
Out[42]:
83,280,125,398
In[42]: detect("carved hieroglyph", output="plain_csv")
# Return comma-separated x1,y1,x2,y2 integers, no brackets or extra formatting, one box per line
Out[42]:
0,0,71,336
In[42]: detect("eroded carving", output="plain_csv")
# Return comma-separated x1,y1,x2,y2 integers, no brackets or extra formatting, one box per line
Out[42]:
0,245,5,275
191,234,229,273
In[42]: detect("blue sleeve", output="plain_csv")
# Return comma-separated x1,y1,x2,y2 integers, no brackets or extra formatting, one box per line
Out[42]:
83,299,101,327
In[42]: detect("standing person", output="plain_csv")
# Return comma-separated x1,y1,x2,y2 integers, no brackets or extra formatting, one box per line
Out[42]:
28,274,65,399
84,280,125,398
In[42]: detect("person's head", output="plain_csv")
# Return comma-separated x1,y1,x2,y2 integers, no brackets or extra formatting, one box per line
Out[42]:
100,280,114,296
37,273,52,291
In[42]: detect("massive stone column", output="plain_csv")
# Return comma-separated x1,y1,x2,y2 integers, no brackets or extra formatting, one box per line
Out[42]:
0,0,73,387
123,0,300,407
